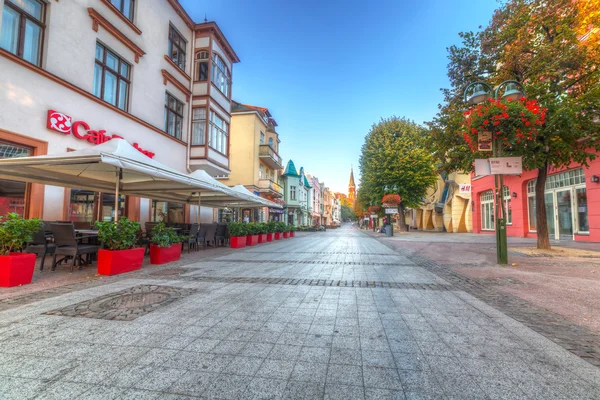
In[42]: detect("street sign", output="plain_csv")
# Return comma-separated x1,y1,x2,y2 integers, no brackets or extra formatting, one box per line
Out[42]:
475,159,491,176
363,217,369,221
489,157,523,175
478,131,492,152
370,214,376,219
459,184,471,194
385,208,396,214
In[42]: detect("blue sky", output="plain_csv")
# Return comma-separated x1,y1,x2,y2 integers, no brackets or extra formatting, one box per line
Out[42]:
181,0,498,194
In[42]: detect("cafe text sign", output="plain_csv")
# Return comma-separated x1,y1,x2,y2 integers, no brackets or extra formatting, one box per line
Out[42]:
46,110,155,158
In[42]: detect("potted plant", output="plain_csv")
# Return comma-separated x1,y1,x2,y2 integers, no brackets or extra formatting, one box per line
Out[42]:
149,222,183,264
0,213,42,287
283,224,291,239
228,222,247,249
246,222,260,246
274,222,285,240
289,225,296,237
266,221,276,242
257,223,268,244
96,217,144,276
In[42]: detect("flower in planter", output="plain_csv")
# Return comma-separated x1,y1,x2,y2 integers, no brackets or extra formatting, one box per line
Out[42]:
95,217,141,251
0,213,43,256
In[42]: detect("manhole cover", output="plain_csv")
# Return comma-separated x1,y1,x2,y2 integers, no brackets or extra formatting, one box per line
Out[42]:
45,285,195,321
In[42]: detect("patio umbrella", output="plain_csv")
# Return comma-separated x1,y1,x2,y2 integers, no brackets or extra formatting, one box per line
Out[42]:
0,139,272,221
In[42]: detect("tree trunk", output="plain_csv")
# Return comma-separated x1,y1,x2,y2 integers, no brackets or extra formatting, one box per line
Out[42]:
535,164,551,249
397,203,407,232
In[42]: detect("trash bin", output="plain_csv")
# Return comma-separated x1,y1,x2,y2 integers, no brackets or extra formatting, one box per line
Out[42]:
385,224,393,237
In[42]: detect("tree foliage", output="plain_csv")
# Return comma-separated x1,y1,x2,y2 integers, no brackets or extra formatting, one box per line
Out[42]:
359,117,437,230
341,205,356,221
428,0,600,249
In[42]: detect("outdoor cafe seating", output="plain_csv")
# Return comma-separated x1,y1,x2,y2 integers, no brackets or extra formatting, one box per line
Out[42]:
50,223,100,273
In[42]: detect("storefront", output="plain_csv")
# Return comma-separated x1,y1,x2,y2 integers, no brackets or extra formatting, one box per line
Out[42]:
471,160,600,242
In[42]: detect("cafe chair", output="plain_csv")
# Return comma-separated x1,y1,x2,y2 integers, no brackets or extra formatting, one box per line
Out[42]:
197,224,208,250
204,223,217,248
183,223,199,252
50,223,100,273
24,228,57,271
215,224,228,247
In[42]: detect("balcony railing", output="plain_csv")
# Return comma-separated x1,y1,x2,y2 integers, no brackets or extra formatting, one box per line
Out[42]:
259,145,283,169
258,179,283,196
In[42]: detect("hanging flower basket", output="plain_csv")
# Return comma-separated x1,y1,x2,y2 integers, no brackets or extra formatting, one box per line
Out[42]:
368,205,382,213
382,194,401,207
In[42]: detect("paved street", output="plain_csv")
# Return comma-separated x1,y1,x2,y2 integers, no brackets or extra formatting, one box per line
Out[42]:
1,225,600,399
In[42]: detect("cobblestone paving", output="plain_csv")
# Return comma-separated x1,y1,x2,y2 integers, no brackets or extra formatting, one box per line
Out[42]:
0,227,599,399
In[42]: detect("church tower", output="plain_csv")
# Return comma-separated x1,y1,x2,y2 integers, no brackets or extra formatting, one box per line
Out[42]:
348,168,356,204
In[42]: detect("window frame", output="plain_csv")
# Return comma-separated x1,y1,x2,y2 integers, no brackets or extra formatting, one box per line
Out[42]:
168,23,187,71
211,53,231,97
291,186,296,201
93,42,131,111
191,107,207,146
194,50,209,81
480,190,494,231
1,0,46,66
208,110,229,155
109,0,135,22
164,92,185,141
502,186,512,225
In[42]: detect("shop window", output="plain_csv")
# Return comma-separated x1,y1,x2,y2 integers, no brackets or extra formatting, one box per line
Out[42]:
168,24,186,70
164,92,184,140
209,111,228,154
195,50,208,81
211,53,230,97
576,188,589,233
94,42,131,111
502,186,512,225
68,190,125,223
480,190,494,231
110,0,134,21
191,107,206,145
151,200,184,223
0,0,45,66
0,141,32,217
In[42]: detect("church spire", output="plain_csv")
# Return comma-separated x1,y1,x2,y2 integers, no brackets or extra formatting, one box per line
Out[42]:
349,167,355,188
348,167,356,202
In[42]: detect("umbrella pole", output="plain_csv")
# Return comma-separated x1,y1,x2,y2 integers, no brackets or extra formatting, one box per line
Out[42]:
114,168,122,222
197,193,201,224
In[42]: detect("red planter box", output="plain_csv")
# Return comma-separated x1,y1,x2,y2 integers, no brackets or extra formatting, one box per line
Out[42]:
230,236,247,248
283,232,290,239
274,232,282,240
98,248,144,276
150,244,182,265
258,234,268,244
290,231,295,237
266,233,274,242
0,252,36,287
246,235,259,246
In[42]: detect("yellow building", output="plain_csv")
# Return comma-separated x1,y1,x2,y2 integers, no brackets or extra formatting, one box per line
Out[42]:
226,101,284,221
408,172,472,233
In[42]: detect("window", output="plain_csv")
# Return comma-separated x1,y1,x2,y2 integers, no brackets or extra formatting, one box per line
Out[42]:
260,131,265,145
259,164,264,179
480,190,494,231
211,53,231,96
576,188,589,232
168,24,186,70
291,186,296,200
1,0,45,66
164,92,184,140
0,141,31,217
209,111,228,154
268,137,274,149
191,108,206,145
109,0,134,21
151,200,184,223
195,51,208,81
94,43,130,111
502,186,512,225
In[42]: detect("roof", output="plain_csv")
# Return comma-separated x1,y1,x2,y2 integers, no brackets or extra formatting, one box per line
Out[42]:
282,160,299,177
194,21,240,63
303,174,312,188
349,168,356,187
231,101,278,127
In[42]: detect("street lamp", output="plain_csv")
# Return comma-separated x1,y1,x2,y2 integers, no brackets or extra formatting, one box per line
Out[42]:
463,80,526,265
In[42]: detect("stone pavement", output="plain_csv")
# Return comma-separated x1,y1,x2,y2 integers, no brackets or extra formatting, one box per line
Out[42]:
1,226,600,399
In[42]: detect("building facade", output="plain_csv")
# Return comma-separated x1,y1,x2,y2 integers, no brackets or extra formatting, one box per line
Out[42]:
471,160,600,242
308,174,322,226
281,160,311,226
227,101,283,222
0,0,238,224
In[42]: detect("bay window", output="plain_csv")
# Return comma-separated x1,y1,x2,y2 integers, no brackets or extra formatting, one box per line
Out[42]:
0,0,45,66
209,111,228,154
191,107,206,145
195,51,208,81
211,54,230,96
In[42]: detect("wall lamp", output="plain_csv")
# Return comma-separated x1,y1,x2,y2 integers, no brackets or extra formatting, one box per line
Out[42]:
591,175,600,183
512,192,517,198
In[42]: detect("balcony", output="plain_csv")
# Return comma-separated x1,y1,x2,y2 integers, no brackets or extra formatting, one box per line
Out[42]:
258,179,283,197
259,145,283,170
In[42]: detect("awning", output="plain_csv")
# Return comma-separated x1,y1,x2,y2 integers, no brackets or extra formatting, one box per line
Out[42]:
0,139,281,221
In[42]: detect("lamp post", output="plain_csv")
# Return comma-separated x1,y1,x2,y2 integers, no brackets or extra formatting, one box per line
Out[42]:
463,80,526,265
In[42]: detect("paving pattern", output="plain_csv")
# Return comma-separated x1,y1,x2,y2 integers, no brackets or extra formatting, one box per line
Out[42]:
0,227,599,399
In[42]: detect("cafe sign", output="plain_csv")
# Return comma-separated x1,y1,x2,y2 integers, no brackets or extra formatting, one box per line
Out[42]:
46,110,155,158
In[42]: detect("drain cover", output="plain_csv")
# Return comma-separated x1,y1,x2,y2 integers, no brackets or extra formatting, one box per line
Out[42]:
45,285,195,321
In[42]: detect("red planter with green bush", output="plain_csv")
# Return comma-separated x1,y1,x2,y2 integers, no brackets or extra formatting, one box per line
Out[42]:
0,253,36,287
230,236,247,249
246,235,259,246
283,232,290,239
98,248,144,276
266,233,274,242
274,232,282,240
150,244,181,265
258,234,268,243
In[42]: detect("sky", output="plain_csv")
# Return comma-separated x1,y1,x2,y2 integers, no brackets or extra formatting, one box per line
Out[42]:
181,0,499,194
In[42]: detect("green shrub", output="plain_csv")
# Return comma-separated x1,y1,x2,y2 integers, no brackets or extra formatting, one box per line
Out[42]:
0,213,43,256
150,222,183,247
275,222,286,233
257,223,268,234
266,221,278,233
95,217,141,250
227,222,247,237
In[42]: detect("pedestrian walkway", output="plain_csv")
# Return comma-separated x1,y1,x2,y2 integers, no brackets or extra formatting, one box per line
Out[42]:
0,225,599,399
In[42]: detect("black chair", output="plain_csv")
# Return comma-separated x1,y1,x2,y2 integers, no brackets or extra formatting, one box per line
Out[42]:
197,224,208,250
203,224,218,248
215,224,228,247
183,224,199,253
24,229,57,271
50,223,100,273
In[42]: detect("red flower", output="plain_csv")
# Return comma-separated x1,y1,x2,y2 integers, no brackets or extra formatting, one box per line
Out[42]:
493,121,500,126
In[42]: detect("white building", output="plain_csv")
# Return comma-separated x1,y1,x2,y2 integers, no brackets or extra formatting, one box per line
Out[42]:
0,0,239,224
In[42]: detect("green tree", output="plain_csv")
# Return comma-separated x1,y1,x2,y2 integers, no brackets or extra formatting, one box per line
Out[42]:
429,0,600,249
341,205,356,221
359,117,437,231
